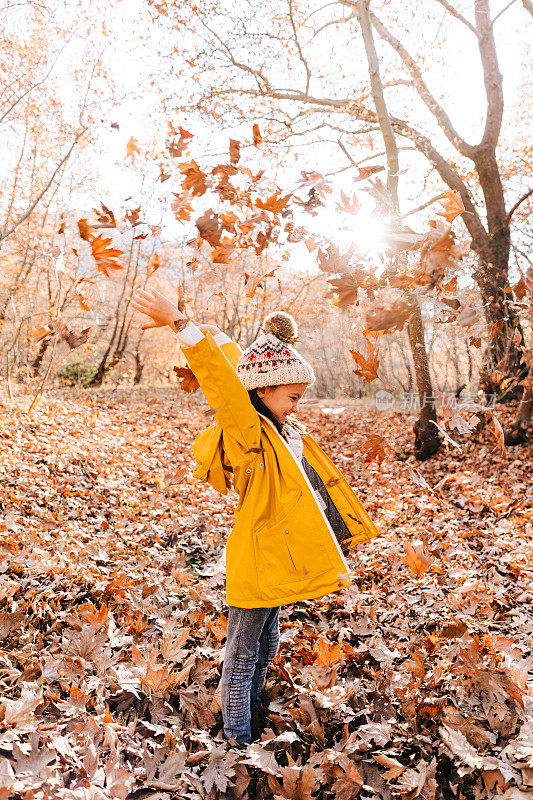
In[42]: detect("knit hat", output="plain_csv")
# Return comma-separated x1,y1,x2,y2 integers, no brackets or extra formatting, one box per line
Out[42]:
236,311,315,390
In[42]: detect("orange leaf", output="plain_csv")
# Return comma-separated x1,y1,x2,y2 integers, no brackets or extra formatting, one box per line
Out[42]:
350,339,380,383
173,366,200,393
437,191,465,223
90,235,124,277
360,433,388,465
252,123,262,146
147,253,161,276
401,542,431,576
126,136,140,162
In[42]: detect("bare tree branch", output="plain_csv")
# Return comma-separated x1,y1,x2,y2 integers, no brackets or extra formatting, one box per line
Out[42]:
401,193,447,219
522,0,533,16
288,0,311,97
506,188,533,223
433,0,478,34
475,0,504,150
369,10,475,158
0,129,86,241
493,0,519,22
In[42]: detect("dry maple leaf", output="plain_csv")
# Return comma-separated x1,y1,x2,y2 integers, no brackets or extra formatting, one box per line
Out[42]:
252,123,262,146
90,235,124,277
244,268,277,298
350,339,380,383
401,541,432,576
211,240,235,264
365,299,414,333
313,635,345,666
330,274,359,309
336,191,360,215
147,253,161,276
196,209,222,247
229,138,241,164
125,206,141,227
77,218,94,242
180,159,209,196
360,432,388,465
173,366,200,393
74,277,94,311
126,136,140,162
355,165,385,181
317,245,351,275
256,192,291,214
92,202,116,228
437,190,466,223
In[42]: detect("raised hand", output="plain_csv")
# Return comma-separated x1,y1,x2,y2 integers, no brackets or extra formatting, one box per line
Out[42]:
131,287,185,331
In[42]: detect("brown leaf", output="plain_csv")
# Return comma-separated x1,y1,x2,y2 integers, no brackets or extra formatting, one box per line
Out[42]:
401,542,431,576
229,138,241,165
252,123,262,146
173,366,200,393
350,339,380,383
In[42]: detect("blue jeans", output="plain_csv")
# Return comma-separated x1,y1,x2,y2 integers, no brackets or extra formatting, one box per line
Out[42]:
220,605,280,743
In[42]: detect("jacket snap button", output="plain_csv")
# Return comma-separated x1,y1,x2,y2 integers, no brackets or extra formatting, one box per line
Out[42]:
285,530,289,535
246,468,251,473
259,462,264,468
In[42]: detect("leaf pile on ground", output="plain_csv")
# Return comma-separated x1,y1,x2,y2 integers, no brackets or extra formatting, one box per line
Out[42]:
1,388,532,800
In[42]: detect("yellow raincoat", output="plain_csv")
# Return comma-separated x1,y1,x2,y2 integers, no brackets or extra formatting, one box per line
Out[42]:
181,332,380,608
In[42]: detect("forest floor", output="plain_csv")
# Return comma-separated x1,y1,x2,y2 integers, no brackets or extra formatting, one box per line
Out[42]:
1,387,532,800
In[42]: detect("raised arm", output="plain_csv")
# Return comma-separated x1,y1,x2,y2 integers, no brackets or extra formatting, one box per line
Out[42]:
131,288,259,451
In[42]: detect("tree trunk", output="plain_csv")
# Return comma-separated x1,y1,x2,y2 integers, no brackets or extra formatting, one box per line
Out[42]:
504,359,533,445
30,338,50,376
358,0,439,460
407,302,441,459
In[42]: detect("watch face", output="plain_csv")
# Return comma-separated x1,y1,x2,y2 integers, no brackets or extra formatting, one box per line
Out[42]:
174,318,189,332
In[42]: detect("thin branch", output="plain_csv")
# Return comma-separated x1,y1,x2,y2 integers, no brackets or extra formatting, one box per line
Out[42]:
288,0,311,97
401,193,447,219
369,10,475,158
493,0,519,22
506,188,533,223
0,128,86,241
433,0,478,33
523,0,533,16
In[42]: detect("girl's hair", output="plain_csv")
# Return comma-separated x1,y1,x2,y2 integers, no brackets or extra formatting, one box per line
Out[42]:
248,387,307,436
248,388,283,434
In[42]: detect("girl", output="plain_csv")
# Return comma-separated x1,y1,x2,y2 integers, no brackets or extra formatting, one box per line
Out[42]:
132,287,380,745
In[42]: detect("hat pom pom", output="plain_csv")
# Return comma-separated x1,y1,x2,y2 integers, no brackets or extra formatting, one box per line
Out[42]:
261,311,298,344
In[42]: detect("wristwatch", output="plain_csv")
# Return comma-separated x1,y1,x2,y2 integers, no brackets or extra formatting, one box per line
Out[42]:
173,317,190,333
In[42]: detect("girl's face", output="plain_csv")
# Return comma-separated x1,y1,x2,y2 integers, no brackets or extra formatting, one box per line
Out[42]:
257,382,309,425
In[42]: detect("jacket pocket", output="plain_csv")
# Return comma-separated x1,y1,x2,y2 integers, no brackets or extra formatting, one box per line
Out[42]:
255,494,334,587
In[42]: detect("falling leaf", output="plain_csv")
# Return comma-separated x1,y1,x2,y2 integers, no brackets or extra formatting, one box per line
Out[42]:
252,123,262,146
147,253,161,275
350,339,380,383
90,235,124,277
437,191,466,223
126,136,140,162
401,542,432,576
360,432,388,465
173,366,200,393
229,138,241,165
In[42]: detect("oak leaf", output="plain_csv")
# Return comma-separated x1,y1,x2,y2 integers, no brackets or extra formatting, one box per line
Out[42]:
173,366,200,393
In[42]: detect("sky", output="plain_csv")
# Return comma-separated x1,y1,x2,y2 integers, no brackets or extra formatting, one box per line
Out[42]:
2,0,531,272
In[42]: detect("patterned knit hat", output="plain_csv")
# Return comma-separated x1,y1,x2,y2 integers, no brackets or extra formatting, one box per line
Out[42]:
236,311,315,390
